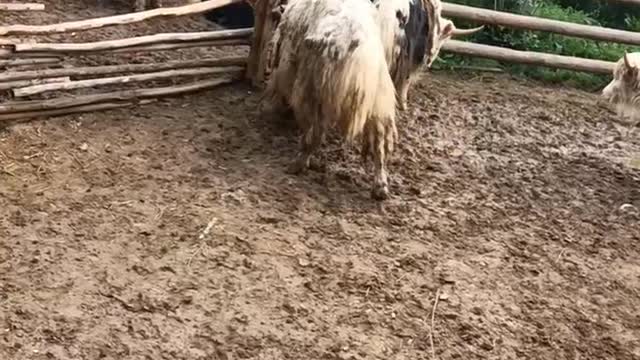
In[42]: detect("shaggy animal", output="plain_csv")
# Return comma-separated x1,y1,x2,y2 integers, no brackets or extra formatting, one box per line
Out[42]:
374,0,483,109
265,0,399,200
263,0,481,199
602,52,640,125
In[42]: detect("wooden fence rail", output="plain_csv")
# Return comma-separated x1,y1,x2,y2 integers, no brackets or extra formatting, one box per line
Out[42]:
442,40,615,75
0,3,44,11
442,2,640,47
0,0,243,36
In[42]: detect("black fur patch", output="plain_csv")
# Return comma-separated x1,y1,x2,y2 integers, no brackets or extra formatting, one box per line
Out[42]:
405,0,428,66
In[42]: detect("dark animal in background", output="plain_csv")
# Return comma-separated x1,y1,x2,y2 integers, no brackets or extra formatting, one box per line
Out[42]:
204,1,255,29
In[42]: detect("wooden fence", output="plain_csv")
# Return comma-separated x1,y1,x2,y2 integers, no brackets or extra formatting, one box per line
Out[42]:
0,0,250,121
439,2,640,74
0,0,635,121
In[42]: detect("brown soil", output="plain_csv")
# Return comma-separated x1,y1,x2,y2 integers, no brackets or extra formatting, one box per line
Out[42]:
1,1,640,359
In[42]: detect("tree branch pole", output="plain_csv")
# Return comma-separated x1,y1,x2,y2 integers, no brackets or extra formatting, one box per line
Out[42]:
108,38,250,54
0,57,60,68
0,39,250,59
0,3,45,11
0,77,69,91
0,76,241,114
442,40,615,75
0,56,247,82
12,66,244,97
0,0,244,36
0,100,158,122
442,2,640,47
13,28,253,53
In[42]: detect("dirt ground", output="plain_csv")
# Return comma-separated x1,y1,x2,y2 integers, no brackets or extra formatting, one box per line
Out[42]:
1,1,639,359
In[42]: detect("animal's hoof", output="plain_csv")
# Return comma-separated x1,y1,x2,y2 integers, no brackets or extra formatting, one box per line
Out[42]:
371,185,390,200
286,160,307,175
398,101,408,111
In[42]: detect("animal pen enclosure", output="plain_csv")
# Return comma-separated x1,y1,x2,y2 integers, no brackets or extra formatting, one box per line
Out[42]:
0,0,637,123
0,1,639,360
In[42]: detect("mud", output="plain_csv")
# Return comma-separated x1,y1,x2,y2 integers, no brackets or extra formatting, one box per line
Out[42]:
1,1,639,359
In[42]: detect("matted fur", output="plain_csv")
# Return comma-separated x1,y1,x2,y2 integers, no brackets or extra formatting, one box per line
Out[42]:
267,0,396,141
602,52,640,124
264,0,399,199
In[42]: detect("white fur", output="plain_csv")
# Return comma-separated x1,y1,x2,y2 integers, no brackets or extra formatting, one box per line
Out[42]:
264,0,398,199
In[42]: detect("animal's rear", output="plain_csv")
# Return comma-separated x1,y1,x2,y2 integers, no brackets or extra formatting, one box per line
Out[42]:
286,0,396,141
266,0,398,199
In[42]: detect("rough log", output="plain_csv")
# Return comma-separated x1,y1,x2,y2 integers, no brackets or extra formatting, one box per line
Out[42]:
12,66,244,97
14,29,253,53
0,3,44,11
0,76,240,114
0,39,250,58
0,100,157,122
0,57,60,68
109,38,250,53
442,2,640,47
246,0,281,86
0,0,243,36
0,56,247,82
442,40,615,74
0,48,59,58
0,76,69,91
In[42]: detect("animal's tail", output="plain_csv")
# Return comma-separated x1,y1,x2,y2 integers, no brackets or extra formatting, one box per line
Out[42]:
291,35,397,142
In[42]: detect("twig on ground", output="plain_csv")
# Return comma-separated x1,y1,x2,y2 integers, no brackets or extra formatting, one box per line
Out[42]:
429,288,441,360
186,217,218,269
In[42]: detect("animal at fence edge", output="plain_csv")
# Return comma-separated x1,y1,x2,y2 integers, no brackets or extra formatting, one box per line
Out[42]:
375,0,483,110
264,0,399,200
602,52,640,126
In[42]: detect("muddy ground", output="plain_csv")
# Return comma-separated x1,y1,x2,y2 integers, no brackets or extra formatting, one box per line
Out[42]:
1,1,639,359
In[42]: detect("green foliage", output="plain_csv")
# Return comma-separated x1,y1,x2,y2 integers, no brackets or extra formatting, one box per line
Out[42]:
439,0,640,89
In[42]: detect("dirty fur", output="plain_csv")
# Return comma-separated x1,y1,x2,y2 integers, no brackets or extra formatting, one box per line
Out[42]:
374,0,457,110
264,0,398,200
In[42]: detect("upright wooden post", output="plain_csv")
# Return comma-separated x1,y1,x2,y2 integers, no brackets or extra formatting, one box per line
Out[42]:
246,0,282,87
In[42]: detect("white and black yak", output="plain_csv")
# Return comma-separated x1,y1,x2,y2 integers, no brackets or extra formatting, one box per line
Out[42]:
262,0,481,199
264,0,398,200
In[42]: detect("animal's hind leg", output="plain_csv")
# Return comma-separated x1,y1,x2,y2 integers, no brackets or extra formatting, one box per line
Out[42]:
398,76,413,111
259,92,293,125
287,108,325,174
364,118,397,200
261,65,296,125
